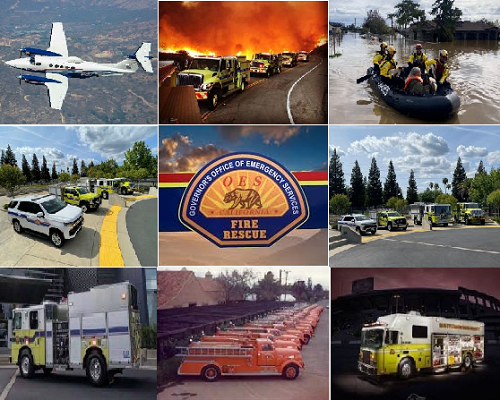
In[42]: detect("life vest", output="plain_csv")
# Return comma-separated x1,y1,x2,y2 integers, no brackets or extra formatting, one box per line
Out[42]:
404,75,423,90
435,59,447,81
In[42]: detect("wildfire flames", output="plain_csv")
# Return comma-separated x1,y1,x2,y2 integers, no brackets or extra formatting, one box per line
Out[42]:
159,1,328,59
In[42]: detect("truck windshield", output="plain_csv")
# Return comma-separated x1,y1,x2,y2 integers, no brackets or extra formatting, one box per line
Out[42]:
361,329,384,349
255,54,271,60
77,188,90,194
41,198,67,214
190,59,219,71
435,205,450,214
465,203,480,209
355,215,370,221
470,209,484,216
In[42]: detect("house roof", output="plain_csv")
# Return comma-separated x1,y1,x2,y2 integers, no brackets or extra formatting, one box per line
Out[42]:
157,270,195,309
198,277,224,293
456,21,499,32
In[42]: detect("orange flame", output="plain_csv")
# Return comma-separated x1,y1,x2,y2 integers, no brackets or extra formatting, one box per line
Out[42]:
159,1,328,60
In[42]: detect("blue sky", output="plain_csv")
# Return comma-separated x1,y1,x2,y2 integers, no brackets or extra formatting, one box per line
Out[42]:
329,0,500,25
0,126,157,172
159,126,328,173
329,125,500,195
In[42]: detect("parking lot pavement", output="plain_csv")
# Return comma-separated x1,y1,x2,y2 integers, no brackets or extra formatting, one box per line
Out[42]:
158,301,330,400
0,200,106,267
0,369,156,400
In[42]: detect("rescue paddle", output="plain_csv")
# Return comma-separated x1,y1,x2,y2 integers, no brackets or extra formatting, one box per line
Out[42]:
356,73,373,84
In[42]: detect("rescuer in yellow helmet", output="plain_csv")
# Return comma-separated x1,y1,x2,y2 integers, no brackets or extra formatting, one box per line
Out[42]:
373,42,388,74
426,49,450,86
379,46,404,87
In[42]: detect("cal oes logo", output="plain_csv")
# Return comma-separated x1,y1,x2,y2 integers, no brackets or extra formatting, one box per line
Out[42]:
179,152,309,247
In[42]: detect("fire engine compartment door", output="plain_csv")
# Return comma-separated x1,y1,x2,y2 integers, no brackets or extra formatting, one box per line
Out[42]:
69,316,82,365
108,310,132,365
45,320,53,365
432,334,448,367
257,347,276,366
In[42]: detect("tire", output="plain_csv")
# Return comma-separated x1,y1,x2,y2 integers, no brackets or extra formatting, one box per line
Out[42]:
13,219,23,234
121,187,127,195
43,367,53,376
402,226,407,231
463,353,473,370
50,230,65,248
266,70,271,78
443,223,448,227
86,353,108,386
80,202,89,213
398,358,414,380
387,223,393,232
240,80,245,92
282,364,299,380
208,89,220,110
481,219,485,225
19,352,35,379
371,230,376,235
355,226,361,235
102,191,109,200
277,67,281,74
201,365,220,382
465,216,470,225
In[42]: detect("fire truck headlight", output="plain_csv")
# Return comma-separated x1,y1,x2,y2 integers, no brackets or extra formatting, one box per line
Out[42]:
201,82,213,91
288,355,295,359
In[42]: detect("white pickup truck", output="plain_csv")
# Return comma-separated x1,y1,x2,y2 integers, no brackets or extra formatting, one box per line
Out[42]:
337,214,377,235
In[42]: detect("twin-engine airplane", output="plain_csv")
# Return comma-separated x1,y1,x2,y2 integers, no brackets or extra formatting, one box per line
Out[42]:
5,22,153,110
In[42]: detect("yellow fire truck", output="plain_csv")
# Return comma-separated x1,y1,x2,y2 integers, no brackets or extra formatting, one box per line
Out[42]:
10,282,141,386
358,311,484,379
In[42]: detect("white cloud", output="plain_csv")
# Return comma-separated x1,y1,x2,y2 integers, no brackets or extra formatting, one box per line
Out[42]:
349,132,449,158
68,126,157,160
457,145,488,158
487,150,500,166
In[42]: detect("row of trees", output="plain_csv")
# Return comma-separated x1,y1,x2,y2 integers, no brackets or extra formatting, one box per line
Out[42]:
363,0,464,42
328,149,500,214
215,270,328,303
0,141,157,196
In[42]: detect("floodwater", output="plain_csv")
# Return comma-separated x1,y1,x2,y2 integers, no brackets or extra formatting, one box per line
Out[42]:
329,33,500,124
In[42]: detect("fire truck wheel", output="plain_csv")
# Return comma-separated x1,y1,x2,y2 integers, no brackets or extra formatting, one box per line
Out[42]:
266,70,271,78
240,80,245,92
387,223,393,231
86,353,108,386
201,365,220,382
80,202,89,213
102,191,109,200
19,352,35,378
481,219,485,225
463,353,473,370
398,358,414,380
208,90,220,110
283,364,299,380
43,367,53,376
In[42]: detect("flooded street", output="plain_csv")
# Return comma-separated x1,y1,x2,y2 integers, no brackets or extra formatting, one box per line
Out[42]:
329,33,500,124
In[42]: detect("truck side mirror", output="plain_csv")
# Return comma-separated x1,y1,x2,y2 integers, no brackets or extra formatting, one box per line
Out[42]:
36,212,44,218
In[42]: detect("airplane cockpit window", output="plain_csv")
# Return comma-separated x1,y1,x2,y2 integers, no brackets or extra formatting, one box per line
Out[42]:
29,56,35,65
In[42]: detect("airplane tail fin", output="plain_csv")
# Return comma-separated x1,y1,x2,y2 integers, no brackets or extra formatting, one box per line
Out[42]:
132,42,153,73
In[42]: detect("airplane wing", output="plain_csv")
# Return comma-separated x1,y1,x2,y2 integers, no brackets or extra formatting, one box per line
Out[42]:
47,22,68,58
44,73,68,110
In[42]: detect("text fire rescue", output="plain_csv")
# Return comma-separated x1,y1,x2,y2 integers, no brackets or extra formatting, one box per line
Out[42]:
223,219,266,239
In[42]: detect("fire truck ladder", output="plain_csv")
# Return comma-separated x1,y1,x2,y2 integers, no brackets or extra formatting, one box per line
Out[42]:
176,346,253,358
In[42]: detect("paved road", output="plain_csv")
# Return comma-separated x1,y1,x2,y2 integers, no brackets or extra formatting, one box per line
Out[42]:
126,198,157,267
331,344,500,400
0,368,156,400
203,56,327,124
158,300,330,400
331,226,500,267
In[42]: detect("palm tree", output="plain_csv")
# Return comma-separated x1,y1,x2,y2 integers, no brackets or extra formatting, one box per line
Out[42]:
429,182,434,190
442,177,449,193
446,184,451,192
434,183,440,191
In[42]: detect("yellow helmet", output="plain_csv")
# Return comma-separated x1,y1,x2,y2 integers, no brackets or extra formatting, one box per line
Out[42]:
439,49,448,58
380,42,388,50
388,46,396,55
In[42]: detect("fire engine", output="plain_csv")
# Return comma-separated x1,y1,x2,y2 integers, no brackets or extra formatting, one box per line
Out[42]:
177,338,304,381
454,202,486,225
176,55,250,110
410,202,452,226
358,311,484,379
10,282,141,386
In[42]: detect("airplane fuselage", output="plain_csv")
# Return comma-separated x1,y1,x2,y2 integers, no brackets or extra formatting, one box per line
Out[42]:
6,54,137,77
